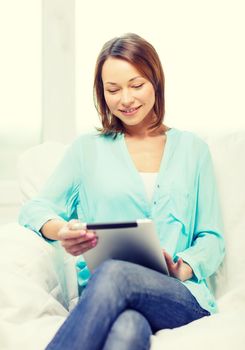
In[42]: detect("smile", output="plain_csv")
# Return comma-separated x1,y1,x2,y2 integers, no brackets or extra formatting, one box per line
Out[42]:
119,106,141,116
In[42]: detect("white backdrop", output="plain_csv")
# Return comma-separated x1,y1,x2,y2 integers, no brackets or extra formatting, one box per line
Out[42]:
75,0,245,133
0,0,244,223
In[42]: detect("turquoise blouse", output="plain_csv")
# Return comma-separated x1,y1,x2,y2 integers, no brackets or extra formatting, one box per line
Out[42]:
19,128,225,314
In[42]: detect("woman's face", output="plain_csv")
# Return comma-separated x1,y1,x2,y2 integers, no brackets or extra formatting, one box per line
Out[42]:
102,57,156,130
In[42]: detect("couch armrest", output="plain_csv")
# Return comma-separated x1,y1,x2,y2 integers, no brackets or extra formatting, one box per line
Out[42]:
0,223,79,317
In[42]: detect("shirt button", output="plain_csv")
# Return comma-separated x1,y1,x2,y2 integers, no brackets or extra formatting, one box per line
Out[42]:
154,201,157,205
157,184,160,188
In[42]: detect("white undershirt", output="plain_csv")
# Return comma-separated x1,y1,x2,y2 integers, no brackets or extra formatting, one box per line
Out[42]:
139,172,158,203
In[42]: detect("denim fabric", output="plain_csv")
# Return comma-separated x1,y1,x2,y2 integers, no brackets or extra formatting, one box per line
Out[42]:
102,310,152,350
46,260,210,350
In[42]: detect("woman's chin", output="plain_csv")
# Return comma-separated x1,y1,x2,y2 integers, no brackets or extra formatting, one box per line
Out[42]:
119,116,146,127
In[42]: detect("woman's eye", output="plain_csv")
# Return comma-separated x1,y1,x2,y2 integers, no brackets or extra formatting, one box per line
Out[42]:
107,90,119,94
132,84,144,89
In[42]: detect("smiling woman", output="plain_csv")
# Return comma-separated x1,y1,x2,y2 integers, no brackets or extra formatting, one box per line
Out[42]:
19,32,225,350
103,58,155,128
93,33,166,137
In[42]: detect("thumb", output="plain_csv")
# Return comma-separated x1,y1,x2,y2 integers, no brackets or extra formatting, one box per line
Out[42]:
176,257,183,267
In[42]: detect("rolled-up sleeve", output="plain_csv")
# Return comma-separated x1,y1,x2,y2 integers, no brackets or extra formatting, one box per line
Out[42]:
19,142,81,236
177,146,225,282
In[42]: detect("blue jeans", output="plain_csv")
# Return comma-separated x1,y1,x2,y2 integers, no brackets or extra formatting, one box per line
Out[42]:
46,260,210,350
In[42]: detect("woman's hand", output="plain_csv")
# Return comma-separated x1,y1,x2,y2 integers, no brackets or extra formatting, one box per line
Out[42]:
163,250,193,282
58,219,98,256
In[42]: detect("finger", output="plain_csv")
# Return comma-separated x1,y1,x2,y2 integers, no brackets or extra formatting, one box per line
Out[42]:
58,228,84,240
162,249,172,260
65,237,98,251
67,231,96,243
59,228,96,240
68,220,85,230
176,257,183,267
163,250,174,265
66,238,98,255
67,219,81,229
61,234,97,248
175,260,184,279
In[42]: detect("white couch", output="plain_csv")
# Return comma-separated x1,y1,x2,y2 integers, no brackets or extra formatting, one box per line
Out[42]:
0,130,245,350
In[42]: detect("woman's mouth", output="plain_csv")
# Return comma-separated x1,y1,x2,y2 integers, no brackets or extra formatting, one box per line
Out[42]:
119,106,141,116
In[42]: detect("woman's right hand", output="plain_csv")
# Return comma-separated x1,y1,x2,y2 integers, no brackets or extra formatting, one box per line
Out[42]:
57,220,98,256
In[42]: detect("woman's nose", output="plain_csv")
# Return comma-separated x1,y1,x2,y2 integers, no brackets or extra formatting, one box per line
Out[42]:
120,89,134,106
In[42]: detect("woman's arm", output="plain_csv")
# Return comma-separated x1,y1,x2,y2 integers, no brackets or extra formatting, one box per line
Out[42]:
176,146,225,282
40,218,67,240
19,141,81,239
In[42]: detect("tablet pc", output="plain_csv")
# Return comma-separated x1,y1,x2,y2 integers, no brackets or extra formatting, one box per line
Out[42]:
81,219,169,275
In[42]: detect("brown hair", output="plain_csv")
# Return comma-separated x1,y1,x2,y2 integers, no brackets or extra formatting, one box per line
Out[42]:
93,33,166,137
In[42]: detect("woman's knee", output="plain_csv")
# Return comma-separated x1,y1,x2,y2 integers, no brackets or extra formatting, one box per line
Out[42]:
103,310,152,350
114,309,152,335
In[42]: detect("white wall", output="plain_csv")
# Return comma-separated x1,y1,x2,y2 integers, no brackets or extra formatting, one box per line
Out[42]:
0,0,75,225
0,0,42,180
42,0,76,143
0,0,42,224
75,0,245,133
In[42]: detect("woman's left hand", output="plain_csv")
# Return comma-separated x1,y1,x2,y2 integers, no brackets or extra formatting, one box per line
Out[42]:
163,250,193,282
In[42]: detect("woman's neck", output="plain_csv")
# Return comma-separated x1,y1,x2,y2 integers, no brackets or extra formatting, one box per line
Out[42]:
124,124,167,139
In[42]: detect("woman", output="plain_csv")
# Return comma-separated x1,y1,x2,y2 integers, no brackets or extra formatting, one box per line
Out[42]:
19,33,225,350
